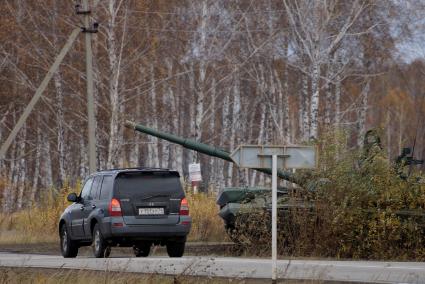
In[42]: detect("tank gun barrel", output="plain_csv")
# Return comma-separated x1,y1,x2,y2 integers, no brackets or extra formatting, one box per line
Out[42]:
125,121,300,185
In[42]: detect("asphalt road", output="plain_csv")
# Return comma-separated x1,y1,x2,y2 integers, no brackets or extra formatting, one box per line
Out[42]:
0,252,424,283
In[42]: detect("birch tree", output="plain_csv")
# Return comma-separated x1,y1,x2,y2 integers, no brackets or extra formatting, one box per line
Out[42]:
283,0,366,139
0,0,423,210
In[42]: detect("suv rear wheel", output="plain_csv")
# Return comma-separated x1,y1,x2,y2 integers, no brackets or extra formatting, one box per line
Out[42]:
133,242,151,257
166,240,185,257
92,223,108,258
60,225,79,258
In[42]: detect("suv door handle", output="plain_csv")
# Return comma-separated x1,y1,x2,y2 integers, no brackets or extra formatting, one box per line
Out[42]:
91,204,96,209
80,205,84,211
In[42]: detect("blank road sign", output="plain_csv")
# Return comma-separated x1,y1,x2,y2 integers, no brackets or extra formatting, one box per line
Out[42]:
230,145,317,169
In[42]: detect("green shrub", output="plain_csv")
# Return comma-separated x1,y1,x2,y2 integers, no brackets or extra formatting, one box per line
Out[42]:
290,130,425,260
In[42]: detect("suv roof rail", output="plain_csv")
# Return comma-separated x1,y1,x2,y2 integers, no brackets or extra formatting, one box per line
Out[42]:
98,167,171,172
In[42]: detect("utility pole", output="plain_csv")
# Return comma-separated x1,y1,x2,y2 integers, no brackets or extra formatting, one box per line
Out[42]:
78,0,97,173
1,2,99,176
0,28,81,160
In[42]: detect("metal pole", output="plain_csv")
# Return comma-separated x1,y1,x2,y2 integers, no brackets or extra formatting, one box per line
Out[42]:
82,0,97,173
272,154,277,283
0,28,81,160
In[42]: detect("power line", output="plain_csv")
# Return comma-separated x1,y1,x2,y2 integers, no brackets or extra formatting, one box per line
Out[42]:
130,9,287,16
123,26,290,34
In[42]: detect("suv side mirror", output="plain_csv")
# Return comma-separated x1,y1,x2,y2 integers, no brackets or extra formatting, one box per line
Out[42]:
67,193,78,203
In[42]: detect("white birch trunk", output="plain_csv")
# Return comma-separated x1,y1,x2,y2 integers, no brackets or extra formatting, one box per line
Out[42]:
283,40,291,144
278,73,284,141
221,91,230,187
195,61,205,143
106,0,122,168
309,61,320,140
269,66,279,141
53,71,66,184
300,73,310,141
148,64,159,167
227,74,241,187
324,64,333,127
176,95,184,174
251,102,267,186
357,80,370,147
209,75,216,189
0,109,7,184
386,112,391,157
16,125,27,210
282,58,291,143
274,69,290,143
194,0,207,147
9,143,18,212
398,107,404,153
79,135,88,179
130,87,142,167
188,63,196,164
166,60,180,171
334,73,341,127
161,84,170,168
29,119,41,206
52,0,66,184
43,134,53,187
3,133,16,213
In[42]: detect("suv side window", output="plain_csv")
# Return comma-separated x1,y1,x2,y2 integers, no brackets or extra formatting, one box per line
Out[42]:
90,176,103,200
100,175,113,200
80,178,93,200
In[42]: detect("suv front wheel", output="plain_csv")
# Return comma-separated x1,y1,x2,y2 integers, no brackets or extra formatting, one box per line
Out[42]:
166,240,185,257
60,224,79,258
92,223,109,258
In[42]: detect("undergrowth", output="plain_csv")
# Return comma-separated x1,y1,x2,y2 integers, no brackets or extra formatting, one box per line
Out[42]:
0,267,273,284
231,130,425,260
0,184,226,245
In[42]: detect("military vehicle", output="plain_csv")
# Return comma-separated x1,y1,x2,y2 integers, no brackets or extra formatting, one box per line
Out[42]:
124,121,310,242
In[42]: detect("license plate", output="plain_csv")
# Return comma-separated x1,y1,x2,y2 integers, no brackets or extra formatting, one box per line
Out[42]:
138,207,164,215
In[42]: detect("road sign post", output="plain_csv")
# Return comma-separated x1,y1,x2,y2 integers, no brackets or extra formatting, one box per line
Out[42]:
272,154,277,283
230,145,317,283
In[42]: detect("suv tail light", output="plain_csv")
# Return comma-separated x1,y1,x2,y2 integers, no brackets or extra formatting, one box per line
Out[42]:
109,198,122,217
179,198,189,216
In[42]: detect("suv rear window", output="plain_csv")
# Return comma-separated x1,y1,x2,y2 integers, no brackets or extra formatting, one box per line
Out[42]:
114,172,183,198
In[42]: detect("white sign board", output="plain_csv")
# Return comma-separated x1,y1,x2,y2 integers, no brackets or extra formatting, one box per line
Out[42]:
230,145,316,169
188,163,202,182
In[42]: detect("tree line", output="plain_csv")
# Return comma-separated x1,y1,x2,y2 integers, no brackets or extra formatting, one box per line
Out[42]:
0,0,424,212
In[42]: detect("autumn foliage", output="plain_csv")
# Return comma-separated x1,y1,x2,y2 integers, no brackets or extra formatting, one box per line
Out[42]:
232,130,425,260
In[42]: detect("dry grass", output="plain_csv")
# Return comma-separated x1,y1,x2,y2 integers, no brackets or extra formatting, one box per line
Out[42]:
0,184,226,246
0,183,74,245
0,267,323,284
186,192,227,242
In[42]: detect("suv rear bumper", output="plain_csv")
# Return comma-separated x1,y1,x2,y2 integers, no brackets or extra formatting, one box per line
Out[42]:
100,216,191,240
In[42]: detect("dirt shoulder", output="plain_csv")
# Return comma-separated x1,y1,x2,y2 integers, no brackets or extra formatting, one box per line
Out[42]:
0,267,274,284
0,242,237,257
